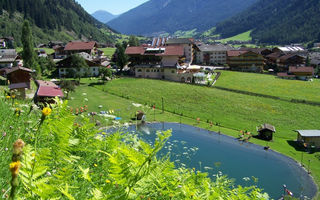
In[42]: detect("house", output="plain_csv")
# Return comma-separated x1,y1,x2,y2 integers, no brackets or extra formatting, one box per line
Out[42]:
48,41,64,48
64,41,98,56
6,66,33,98
272,46,307,56
126,45,196,82
195,43,233,65
53,45,66,59
35,80,64,105
239,47,273,57
227,50,265,72
278,54,305,67
56,53,102,78
0,49,18,68
277,66,314,80
296,130,320,148
165,38,194,63
257,124,276,141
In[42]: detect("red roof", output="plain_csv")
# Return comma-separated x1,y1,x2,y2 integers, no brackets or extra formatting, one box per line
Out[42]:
36,80,64,97
227,50,248,57
156,45,184,56
64,41,97,51
289,66,314,74
125,46,145,55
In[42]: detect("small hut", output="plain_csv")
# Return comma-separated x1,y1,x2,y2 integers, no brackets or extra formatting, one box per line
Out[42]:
296,130,320,148
6,66,33,99
34,80,64,105
257,124,276,141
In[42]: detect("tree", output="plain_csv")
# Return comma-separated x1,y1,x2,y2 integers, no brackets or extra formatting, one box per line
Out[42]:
99,67,112,83
128,35,140,46
21,20,41,75
59,79,75,99
69,54,89,81
38,57,56,76
113,43,128,73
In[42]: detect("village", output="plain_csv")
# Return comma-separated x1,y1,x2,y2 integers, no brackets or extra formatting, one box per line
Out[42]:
1,35,320,199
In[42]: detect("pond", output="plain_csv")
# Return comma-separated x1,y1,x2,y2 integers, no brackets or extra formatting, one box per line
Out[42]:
109,122,317,199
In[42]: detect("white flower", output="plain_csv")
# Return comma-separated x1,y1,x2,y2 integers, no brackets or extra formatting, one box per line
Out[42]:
82,93,87,96
84,98,88,102
46,171,52,176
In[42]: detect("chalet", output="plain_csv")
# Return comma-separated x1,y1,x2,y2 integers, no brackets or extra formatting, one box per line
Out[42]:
277,66,314,80
272,46,307,56
227,50,265,72
6,66,33,98
256,124,276,141
64,41,98,56
48,41,64,48
195,43,233,65
296,130,320,148
126,45,194,83
53,45,66,59
240,47,273,57
35,80,64,105
278,54,305,67
165,38,194,63
0,49,18,68
56,53,102,78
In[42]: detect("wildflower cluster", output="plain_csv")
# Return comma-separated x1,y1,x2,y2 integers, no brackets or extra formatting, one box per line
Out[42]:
70,105,88,115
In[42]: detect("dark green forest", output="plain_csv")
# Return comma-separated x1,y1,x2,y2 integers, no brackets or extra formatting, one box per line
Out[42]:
0,0,115,45
215,0,320,44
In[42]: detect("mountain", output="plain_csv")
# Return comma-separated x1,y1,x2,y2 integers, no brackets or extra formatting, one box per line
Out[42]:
0,0,115,46
92,10,118,24
107,0,258,36
215,0,320,44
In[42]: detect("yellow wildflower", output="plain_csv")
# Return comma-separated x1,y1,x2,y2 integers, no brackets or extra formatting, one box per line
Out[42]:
6,96,10,99
11,95,16,99
94,164,98,167
9,161,21,175
105,179,111,184
42,107,52,117
31,153,35,157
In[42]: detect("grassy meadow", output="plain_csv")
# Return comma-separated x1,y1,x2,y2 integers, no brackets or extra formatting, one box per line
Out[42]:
215,71,320,102
217,30,252,43
98,47,116,58
80,77,320,196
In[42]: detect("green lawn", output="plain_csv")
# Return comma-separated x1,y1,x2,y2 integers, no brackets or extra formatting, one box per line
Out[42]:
67,78,320,198
217,30,252,43
98,47,116,58
215,71,320,102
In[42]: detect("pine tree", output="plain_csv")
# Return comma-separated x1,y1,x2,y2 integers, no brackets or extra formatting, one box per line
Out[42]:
21,20,40,75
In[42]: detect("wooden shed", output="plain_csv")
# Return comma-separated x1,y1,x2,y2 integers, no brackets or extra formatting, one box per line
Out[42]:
257,124,276,141
6,66,32,99
296,130,320,148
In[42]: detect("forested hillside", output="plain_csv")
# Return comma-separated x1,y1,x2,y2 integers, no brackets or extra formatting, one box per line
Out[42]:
0,0,115,45
107,0,257,36
215,0,320,44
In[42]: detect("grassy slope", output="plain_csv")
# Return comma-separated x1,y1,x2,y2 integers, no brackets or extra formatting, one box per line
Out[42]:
98,48,116,58
217,30,252,43
67,78,320,198
215,71,320,102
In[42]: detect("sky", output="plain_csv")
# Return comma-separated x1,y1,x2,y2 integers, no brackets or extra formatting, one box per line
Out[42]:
76,0,149,15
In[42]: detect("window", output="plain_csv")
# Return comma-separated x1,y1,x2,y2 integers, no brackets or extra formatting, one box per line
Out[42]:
137,69,142,72
93,68,95,71
146,69,150,72
171,70,175,73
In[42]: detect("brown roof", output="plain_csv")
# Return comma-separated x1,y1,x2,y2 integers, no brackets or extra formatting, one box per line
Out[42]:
64,41,97,51
156,46,184,56
266,52,283,59
227,50,248,57
6,66,33,74
258,124,276,132
277,73,295,78
125,46,145,55
289,66,314,74
9,82,30,90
